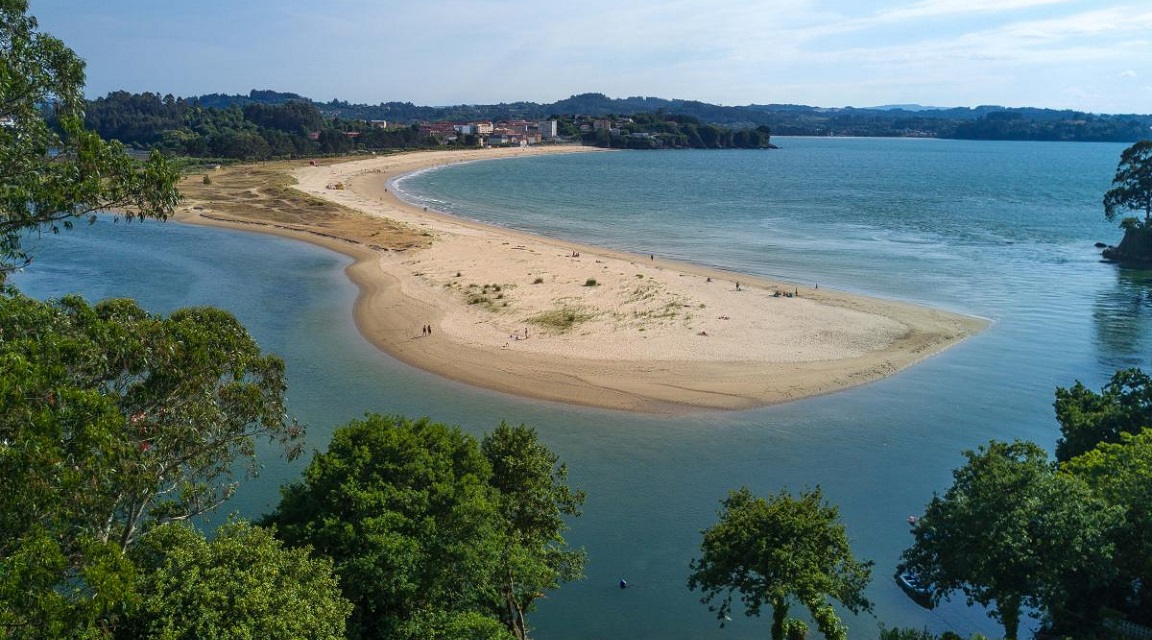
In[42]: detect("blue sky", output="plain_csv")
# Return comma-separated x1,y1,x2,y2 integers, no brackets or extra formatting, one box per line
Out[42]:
27,0,1152,114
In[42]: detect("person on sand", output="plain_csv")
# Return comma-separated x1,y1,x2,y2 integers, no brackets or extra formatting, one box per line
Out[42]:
524,327,529,339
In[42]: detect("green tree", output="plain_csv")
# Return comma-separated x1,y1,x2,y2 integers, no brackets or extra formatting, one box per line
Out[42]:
1054,368,1152,462
480,422,586,640
1063,428,1152,626
0,0,179,276
901,440,1118,639
0,291,302,637
119,521,351,640
687,487,873,640
1104,140,1152,226
263,414,509,640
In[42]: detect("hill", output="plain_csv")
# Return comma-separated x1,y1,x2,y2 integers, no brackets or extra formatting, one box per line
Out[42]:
176,90,1152,142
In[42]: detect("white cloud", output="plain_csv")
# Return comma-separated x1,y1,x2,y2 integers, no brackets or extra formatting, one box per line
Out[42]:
874,0,1074,22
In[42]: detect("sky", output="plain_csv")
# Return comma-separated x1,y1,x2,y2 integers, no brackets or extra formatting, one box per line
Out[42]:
26,0,1152,114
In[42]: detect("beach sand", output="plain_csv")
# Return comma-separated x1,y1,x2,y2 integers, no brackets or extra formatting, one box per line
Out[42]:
176,146,988,413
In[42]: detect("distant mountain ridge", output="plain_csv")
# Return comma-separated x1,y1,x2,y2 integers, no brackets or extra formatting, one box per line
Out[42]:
139,90,1152,142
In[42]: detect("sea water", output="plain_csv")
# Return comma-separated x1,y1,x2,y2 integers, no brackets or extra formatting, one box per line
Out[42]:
10,137,1147,639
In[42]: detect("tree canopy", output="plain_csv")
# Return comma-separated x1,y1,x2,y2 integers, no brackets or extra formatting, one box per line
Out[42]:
0,0,179,276
481,422,586,640
119,521,351,640
687,487,873,640
1054,367,1152,462
1104,140,1152,225
0,290,302,637
901,440,1118,639
1062,428,1152,626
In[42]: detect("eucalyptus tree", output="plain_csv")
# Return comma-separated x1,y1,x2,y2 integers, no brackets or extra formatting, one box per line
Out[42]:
481,422,586,640
0,0,179,276
688,487,873,640
0,291,302,637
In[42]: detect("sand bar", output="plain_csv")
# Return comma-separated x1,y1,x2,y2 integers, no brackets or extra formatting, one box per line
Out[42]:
176,146,987,413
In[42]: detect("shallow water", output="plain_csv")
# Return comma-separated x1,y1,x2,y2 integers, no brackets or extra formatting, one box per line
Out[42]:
12,137,1149,639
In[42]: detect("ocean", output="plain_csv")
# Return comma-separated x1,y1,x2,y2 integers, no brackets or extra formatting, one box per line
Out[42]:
11,137,1146,639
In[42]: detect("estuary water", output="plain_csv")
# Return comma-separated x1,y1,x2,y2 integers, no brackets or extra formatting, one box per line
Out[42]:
12,137,1151,639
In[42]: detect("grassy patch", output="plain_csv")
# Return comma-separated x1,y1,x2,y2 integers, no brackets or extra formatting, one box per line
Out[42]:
461,282,514,311
527,306,595,333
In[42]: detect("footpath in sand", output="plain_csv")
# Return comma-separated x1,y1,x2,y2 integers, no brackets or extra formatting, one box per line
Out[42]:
177,146,987,413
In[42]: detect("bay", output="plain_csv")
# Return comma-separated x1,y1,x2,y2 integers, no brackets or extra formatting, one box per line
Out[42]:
11,137,1150,639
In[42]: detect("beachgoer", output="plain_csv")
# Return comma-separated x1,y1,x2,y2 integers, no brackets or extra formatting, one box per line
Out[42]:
524,327,529,339
736,282,741,291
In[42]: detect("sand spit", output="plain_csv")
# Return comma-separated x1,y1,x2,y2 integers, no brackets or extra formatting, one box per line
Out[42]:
176,146,987,413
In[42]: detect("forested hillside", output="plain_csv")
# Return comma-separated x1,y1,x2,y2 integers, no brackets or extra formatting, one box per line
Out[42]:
158,89,1152,142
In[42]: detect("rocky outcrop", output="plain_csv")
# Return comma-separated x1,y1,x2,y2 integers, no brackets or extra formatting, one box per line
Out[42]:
1102,227,1152,265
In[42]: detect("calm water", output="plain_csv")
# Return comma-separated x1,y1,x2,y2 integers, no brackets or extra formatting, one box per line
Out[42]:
12,138,1151,639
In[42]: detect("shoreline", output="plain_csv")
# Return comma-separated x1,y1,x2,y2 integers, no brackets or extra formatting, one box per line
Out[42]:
176,146,988,414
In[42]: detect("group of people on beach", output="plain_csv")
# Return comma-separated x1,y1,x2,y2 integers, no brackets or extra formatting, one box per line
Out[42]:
421,324,433,336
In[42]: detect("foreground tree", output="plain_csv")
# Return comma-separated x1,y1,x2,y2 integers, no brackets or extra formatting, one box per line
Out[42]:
0,291,302,637
264,414,510,640
688,487,873,640
1054,368,1152,462
481,422,586,640
1063,428,1152,626
1104,140,1152,226
0,0,179,276
901,440,1118,639
119,521,351,640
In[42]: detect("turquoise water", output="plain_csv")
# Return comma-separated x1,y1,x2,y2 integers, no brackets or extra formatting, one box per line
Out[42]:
11,138,1151,639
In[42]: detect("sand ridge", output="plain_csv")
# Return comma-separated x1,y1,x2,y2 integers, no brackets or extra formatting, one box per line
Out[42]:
177,146,987,413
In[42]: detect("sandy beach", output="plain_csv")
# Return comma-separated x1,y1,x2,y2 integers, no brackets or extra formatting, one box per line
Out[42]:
176,146,987,413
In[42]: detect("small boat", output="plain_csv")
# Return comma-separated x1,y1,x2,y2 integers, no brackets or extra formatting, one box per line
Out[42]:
895,569,934,609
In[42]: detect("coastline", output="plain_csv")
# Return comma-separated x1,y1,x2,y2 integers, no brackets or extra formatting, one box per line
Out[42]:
176,146,988,413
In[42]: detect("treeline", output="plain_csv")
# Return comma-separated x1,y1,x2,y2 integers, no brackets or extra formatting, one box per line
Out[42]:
82,91,439,161
173,89,1152,143
80,91,776,158
571,111,775,149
